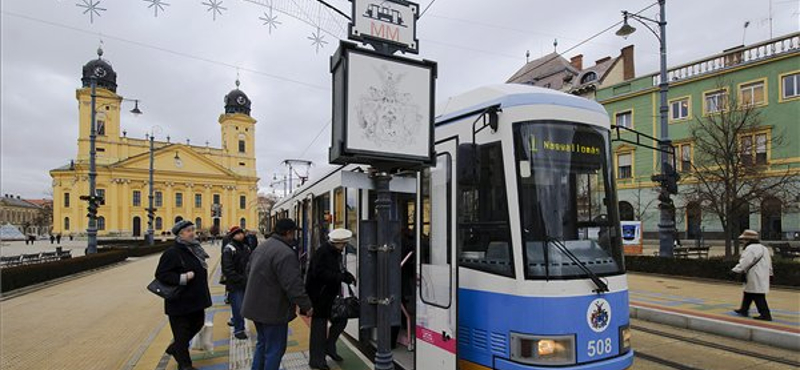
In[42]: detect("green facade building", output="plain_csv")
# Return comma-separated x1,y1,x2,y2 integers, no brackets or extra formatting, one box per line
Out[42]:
597,32,800,241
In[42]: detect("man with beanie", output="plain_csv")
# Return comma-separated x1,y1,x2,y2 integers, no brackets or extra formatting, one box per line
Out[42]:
222,225,251,339
155,220,212,370
243,218,313,370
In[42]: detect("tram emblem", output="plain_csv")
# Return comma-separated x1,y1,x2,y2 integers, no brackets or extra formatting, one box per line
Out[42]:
587,298,612,333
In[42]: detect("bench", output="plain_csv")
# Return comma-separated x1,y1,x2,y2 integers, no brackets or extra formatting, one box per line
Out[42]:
674,246,710,259
769,243,800,260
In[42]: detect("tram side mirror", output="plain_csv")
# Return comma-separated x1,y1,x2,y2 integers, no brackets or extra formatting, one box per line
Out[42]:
458,143,481,187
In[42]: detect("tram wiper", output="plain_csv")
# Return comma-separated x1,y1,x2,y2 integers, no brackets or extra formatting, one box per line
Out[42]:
545,236,610,293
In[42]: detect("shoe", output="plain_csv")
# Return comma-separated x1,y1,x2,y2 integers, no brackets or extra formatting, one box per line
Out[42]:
753,316,773,321
732,309,748,317
165,345,175,356
326,352,344,362
227,320,234,327
234,331,248,340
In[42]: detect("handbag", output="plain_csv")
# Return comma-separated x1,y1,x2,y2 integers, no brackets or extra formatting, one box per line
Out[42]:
147,253,186,300
331,284,360,320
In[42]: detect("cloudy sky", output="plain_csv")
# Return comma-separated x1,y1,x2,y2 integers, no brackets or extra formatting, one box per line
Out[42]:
1,0,797,199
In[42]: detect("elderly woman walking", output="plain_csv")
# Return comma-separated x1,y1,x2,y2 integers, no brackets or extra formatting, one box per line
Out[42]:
732,229,773,321
155,220,212,370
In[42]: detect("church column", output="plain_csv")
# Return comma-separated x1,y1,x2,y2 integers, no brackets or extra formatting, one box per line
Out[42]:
186,183,194,226
164,182,174,231
121,179,131,235
204,184,212,231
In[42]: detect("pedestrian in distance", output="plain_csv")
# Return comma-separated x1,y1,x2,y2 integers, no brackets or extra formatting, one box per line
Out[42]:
155,220,212,370
222,225,251,340
56,233,62,244
49,234,55,244
731,229,773,321
306,228,356,370
242,218,313,370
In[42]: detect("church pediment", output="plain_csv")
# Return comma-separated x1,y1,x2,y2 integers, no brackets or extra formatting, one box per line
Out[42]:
110,145,238,178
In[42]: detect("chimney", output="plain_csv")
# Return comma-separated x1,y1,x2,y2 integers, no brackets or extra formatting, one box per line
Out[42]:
621,45,635,80
595,56,612,65
570,54,583,70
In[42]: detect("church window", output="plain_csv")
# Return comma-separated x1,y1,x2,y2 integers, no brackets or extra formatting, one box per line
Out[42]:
133,190,142,207
155,191,163,207
195,194,202,208
175,193,183,207
240,218,246,229
240,195,246,210
155,217,163,230
97,216,106,231
97,120,106,136
238,140,246,153
64,217,70,230
64,193,70,207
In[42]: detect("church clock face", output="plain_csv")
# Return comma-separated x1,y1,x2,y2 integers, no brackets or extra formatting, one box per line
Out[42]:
174,158,183,168
94,66,107,78
236,96,247,105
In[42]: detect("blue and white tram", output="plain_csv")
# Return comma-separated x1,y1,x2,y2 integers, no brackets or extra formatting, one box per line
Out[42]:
270,84,632,370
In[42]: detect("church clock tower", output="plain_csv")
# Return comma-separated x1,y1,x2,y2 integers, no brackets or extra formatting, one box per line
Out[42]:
219,79,257,177
76,47,123,165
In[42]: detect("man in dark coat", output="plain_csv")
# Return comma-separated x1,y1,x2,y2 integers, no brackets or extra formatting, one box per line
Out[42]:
242,219,313,370
306,228,356,370
222,225,251,339
155,220,212,370
246,230,259,250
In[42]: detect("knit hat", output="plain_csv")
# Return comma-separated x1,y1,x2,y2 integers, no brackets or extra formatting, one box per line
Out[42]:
227,225,245,237
737,229,760,241
172,220,194,236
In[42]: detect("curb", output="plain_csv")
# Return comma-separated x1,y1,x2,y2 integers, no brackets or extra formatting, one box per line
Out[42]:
630,304,800,351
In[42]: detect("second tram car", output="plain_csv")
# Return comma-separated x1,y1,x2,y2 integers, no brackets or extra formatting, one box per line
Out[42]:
269,84,633,370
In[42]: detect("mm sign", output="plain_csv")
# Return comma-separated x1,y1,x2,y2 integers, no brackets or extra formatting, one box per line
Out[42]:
349,0,419,54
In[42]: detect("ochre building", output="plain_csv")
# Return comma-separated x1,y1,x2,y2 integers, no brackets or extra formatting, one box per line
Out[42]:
50,49,259,237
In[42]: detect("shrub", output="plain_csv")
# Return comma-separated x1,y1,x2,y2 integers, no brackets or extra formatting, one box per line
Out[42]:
625,255,800,287
1,250,128,292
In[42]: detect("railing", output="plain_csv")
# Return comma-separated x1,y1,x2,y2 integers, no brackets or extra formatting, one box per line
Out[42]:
652,33,800,86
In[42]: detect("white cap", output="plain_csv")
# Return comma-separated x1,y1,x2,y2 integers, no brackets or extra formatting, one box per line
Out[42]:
329,228,353,243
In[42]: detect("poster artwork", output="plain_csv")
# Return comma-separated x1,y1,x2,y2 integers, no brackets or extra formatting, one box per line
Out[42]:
346,52,431,157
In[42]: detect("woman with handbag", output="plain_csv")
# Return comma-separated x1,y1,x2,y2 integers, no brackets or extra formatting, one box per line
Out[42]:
731,229,773,321
155,220,212,370
306,228,356,370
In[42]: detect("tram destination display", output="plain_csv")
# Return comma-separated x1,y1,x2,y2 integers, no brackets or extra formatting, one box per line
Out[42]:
329,41,436,167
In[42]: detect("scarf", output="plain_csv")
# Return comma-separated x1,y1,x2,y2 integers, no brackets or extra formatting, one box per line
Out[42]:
177,237,209,270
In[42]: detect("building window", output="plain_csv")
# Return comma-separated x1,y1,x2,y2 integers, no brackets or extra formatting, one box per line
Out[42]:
175,192,183,207
155,191,163,207
96,189,106,205
240,195,246,210
132,190,142,207
97,216,105,231
617,152,633,179
704,89,728,114
213,194,220,205
238,140,246,153
64,217,70,230
781,72,800,100
740,81,765,107
678,143,692,172
670,98,690,121
64,192,70,208
615,111,632,128
195,217,202,230
740,132,768,165
96,120,106,136
580,71,597,84
619,201,635,221
155,217,163,230
195,193,202,208
240,217,246,229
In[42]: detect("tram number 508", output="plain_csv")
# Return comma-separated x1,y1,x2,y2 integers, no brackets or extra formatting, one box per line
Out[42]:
587,338,613,357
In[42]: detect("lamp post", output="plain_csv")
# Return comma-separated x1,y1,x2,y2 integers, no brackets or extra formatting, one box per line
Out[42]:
84,77,142,254
146,126,161,246
616,0,676,257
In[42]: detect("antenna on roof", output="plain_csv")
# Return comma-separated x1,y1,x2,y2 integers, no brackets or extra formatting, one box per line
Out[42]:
526,50,530,63
553,39,558,53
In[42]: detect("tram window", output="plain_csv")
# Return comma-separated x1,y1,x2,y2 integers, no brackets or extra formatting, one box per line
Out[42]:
420,153,452,308
457,142,514,278
514,121,624,279
346,187,359,254
334,187,346,229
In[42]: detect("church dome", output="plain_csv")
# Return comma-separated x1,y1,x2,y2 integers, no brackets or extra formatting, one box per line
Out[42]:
224,79,251,115
81,47,118,92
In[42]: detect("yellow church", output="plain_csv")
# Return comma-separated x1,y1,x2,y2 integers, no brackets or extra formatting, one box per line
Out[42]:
50,48,259,237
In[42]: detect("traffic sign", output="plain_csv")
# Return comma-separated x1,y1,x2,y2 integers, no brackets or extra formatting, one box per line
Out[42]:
348,0,419,54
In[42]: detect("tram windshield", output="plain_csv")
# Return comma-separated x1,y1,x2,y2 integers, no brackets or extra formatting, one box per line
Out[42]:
513,121,624,279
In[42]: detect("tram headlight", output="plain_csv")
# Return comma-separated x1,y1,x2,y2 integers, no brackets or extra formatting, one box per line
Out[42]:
510,333,576,366
619,325,632,353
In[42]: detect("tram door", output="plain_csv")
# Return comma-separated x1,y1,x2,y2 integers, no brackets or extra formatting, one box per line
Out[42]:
416,141,457,369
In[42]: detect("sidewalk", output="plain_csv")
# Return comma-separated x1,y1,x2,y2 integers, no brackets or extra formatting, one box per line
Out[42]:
627,272,800,349
129,250,371,370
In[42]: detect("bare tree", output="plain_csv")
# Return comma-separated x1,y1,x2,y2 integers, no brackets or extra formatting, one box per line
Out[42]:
681,81,799,258
631,182,659,224
257,192,279,236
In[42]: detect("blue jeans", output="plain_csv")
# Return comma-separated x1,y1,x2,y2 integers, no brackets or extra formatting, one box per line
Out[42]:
251,322,288,370
229,289,245,334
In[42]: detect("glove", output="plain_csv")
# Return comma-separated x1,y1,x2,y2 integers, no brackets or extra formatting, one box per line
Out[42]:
342,271,356,285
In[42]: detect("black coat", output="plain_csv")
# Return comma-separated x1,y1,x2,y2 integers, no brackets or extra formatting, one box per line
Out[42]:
305,242,354,318
155,242,212,316
222,239,250,291
246,234,259,250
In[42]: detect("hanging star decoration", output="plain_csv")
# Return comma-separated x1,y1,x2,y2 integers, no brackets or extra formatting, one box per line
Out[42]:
258,5,281,34
143,0,170,18
202,0,227,21
307,27,328,54
76,0,106,24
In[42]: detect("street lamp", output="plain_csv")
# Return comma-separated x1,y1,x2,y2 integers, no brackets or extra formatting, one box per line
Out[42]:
616,0,677,257
146,126,162,246
84,76,142,254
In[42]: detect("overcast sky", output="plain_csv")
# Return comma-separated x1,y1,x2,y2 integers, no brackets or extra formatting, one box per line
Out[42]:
1,0,797,199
